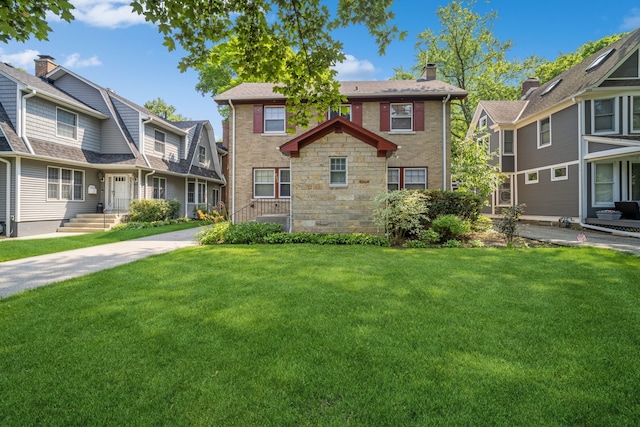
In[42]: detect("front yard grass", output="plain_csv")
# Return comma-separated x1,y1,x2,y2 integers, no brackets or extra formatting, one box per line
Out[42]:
1,245,639,425
0,222,203,262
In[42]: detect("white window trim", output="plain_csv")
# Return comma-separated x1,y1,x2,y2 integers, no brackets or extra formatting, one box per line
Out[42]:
537,117,551,148
525,170,539,184
263,106,286,134
551,165,569,181
502,130,515,155
404,167,427,190
197,182,207,204
591,98,619,135
56,107,78,140
329,104,352,121
198,146,206,164
154,130,166,154
329,157,348,187
152,177,167,200
387,167,400,191
631,96,640,134
47,166,84,201
591,162,618,207
254,168,276,198
390,103,413,132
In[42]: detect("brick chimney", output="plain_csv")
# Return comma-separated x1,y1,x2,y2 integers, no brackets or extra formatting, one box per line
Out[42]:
419,63,437,81
35,55,57,77
521,77,540,98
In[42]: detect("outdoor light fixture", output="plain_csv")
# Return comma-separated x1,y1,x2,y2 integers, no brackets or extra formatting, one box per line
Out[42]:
97,171,104,182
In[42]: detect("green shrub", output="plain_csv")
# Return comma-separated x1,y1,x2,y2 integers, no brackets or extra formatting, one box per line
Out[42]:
373,190,429,245
422,190,484,223
443,239,462,248
496,204,526,246
197,221,231,244
472,215,494,232
129,199,181,222
431,214,471,242
416,228,441,244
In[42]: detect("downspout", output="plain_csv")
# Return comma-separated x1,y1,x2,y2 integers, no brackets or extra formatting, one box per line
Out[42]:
229,99,236,223
442,94,451,190
20,89,36,154
0,157,10,236
144,170,156,199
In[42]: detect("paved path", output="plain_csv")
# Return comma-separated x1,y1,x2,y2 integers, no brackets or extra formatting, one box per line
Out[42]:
0,227,203,298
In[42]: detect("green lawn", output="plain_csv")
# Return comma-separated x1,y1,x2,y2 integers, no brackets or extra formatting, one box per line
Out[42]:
1,245,639,426
0,222,203,262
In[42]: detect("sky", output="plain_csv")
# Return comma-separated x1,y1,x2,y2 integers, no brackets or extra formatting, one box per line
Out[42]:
2,0,640,139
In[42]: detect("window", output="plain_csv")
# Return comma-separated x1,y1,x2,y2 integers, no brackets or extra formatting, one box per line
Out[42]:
541,79,562,96
152,177,166,199
593,163,615,205
198,182,207,204
212,188,220,207
525,171,539,184
188,182,195,203
329,105,351,121
631,163,640,200
254,169,275,197
503,130,514,155
586,48,614,72
538,117,551,148
279,169,291,198
56,108,77,139
404,168,426,190
154,130,165,153
330,158,347,185
198,146,206,163
632,96,640,133
388,168,400,191
264,106,285,133
47,166,84,201
552,166,568,181
593,98,616,133
390,103,413,131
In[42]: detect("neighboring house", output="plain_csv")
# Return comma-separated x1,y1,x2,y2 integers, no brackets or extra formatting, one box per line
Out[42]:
0,55,226,237
214,66,467,234
468,27,640,233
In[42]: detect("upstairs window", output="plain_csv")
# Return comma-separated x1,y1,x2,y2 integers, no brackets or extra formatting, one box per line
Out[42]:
329,105,351,121
633,96,640,133
330,157,347,186
593,98,617,134
390,103,413,131
154,130,165,153
538,117,551,148
264,106,286,133
56,108,77,139
503,130,514,155
198,146,206,163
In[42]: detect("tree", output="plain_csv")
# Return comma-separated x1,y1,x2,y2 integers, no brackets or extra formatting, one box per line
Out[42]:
414,0,540,142
0,1,74,43
143,98,190,122
451,130,504,202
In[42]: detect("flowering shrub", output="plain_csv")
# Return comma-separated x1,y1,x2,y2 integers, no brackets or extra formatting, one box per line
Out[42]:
196,209,225,223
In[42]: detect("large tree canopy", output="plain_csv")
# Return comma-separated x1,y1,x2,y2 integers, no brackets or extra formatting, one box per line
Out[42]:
3,0,404,129
143,98,190,122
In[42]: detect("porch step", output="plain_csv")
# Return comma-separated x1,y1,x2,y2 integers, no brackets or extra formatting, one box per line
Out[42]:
57,213,124,233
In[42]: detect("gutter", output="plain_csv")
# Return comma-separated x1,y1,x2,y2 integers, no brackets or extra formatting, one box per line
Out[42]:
442,94,451,190
229,99,236,223
0,157,10,236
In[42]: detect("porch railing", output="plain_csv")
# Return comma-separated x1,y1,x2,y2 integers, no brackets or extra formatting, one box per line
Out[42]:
232,199,290,223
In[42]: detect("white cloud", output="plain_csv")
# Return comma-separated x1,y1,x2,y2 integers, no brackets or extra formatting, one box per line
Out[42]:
52,1,146,29
621,8,640,31
63,53,102,69
0,49,40,69
332,54,377,81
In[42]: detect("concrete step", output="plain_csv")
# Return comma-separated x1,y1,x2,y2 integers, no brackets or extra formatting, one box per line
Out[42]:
57,226,111,233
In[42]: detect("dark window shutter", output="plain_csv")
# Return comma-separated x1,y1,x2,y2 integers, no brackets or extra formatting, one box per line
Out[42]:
352,103,362,126
414,101,424,131
380,102,390,131
253,105,263,133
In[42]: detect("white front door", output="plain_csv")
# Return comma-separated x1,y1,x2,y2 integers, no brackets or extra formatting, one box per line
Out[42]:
107,175,131,213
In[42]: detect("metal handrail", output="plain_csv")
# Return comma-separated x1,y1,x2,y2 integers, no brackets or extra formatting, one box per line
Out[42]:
231,199,290,223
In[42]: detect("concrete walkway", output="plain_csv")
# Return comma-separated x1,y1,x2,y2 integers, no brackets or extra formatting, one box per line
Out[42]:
0,227,203,298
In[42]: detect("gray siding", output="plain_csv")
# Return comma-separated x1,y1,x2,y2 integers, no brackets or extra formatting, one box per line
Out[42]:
142,173,187,216
145,125,181,163
54,74,110,115
20,159,101,221
25,97,101,152
517,105,579,170
0,159,14,222
501,156,515,172
0,75,17,127
112,98,140,147
517,163,579,217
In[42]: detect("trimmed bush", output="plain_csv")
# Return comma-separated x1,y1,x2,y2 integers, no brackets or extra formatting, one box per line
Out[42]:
129,199,181,222
421,190,484,223
431,214,471,242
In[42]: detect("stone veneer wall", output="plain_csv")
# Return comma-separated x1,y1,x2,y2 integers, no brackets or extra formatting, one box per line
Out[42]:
290,133,387,234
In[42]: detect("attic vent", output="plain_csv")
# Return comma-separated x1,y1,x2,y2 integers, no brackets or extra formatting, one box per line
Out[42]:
586,48,615,72
541,79,562,96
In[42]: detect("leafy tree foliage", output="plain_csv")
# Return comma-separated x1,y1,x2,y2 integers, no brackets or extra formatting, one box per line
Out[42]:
143,98,190,122
414,0,540,142
451,130,504,201
535,33,626,83
0,0,74,43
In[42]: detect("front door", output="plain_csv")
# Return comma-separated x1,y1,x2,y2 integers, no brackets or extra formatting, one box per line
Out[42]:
107,175,131,213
